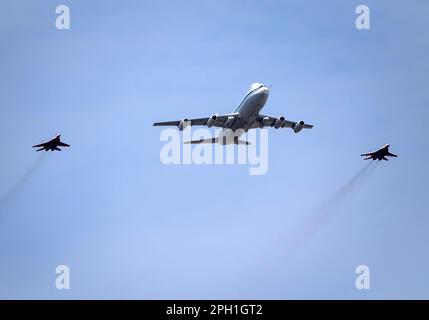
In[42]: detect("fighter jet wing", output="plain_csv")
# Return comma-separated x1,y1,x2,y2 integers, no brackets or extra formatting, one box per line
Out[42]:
58,142,70,147
32,142,48,148
153,113,239,128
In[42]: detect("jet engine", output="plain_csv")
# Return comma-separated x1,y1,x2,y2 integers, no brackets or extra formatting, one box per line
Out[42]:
206,114,217,128
274,116,285,129
259,116,271,128
178,119,189,131
293,121,305,133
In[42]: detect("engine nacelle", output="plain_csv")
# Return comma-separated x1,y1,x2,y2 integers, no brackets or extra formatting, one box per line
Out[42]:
206,114,217,128
224,116,236,128
274,116,285,129
293,121,304,133
259,116,271,128
178,119,189,131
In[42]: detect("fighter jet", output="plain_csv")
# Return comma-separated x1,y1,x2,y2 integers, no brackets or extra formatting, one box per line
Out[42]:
153,83,313,145
360,144,398,161
32,134,70,151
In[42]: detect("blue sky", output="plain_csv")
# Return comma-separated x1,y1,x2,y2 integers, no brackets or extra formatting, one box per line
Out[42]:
0,0,428,299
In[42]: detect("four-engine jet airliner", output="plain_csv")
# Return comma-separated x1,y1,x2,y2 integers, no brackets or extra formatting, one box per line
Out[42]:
32,134,70,151
360,144,398,161
153,83,313,144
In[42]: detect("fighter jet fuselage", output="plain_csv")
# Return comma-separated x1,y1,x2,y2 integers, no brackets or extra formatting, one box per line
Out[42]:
32,134,70,152
360,144,397,161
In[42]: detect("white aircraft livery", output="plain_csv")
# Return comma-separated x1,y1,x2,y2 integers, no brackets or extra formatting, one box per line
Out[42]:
153,83,313,145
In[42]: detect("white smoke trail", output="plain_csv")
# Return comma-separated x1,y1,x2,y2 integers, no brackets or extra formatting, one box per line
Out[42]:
319,161,376,213
242,161,380,289
0,153,46,212
284,161,379,254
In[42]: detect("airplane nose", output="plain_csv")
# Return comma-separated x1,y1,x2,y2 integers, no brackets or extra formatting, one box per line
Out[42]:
260,86,269,95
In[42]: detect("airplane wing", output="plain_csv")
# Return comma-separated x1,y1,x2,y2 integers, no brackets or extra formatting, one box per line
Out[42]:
32,142,48,148
153,113,239,128
253,115,313,130
360,152,374,156
284,120,313,129
386,152,398,157
58,142,70,147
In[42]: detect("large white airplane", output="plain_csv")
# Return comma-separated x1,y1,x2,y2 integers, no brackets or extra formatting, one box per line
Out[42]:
153,83,313,144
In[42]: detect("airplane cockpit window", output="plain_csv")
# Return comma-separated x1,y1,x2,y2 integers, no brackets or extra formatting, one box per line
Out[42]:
246,83,264,95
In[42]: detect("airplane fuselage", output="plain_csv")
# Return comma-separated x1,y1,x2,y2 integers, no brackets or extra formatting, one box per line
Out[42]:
152,82,313,144
218,85,269,143
44,136,61,151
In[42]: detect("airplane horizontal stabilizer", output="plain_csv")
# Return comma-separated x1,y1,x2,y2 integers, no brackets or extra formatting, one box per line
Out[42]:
184,138,251,145
184,138,218,144
235,140,251,145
